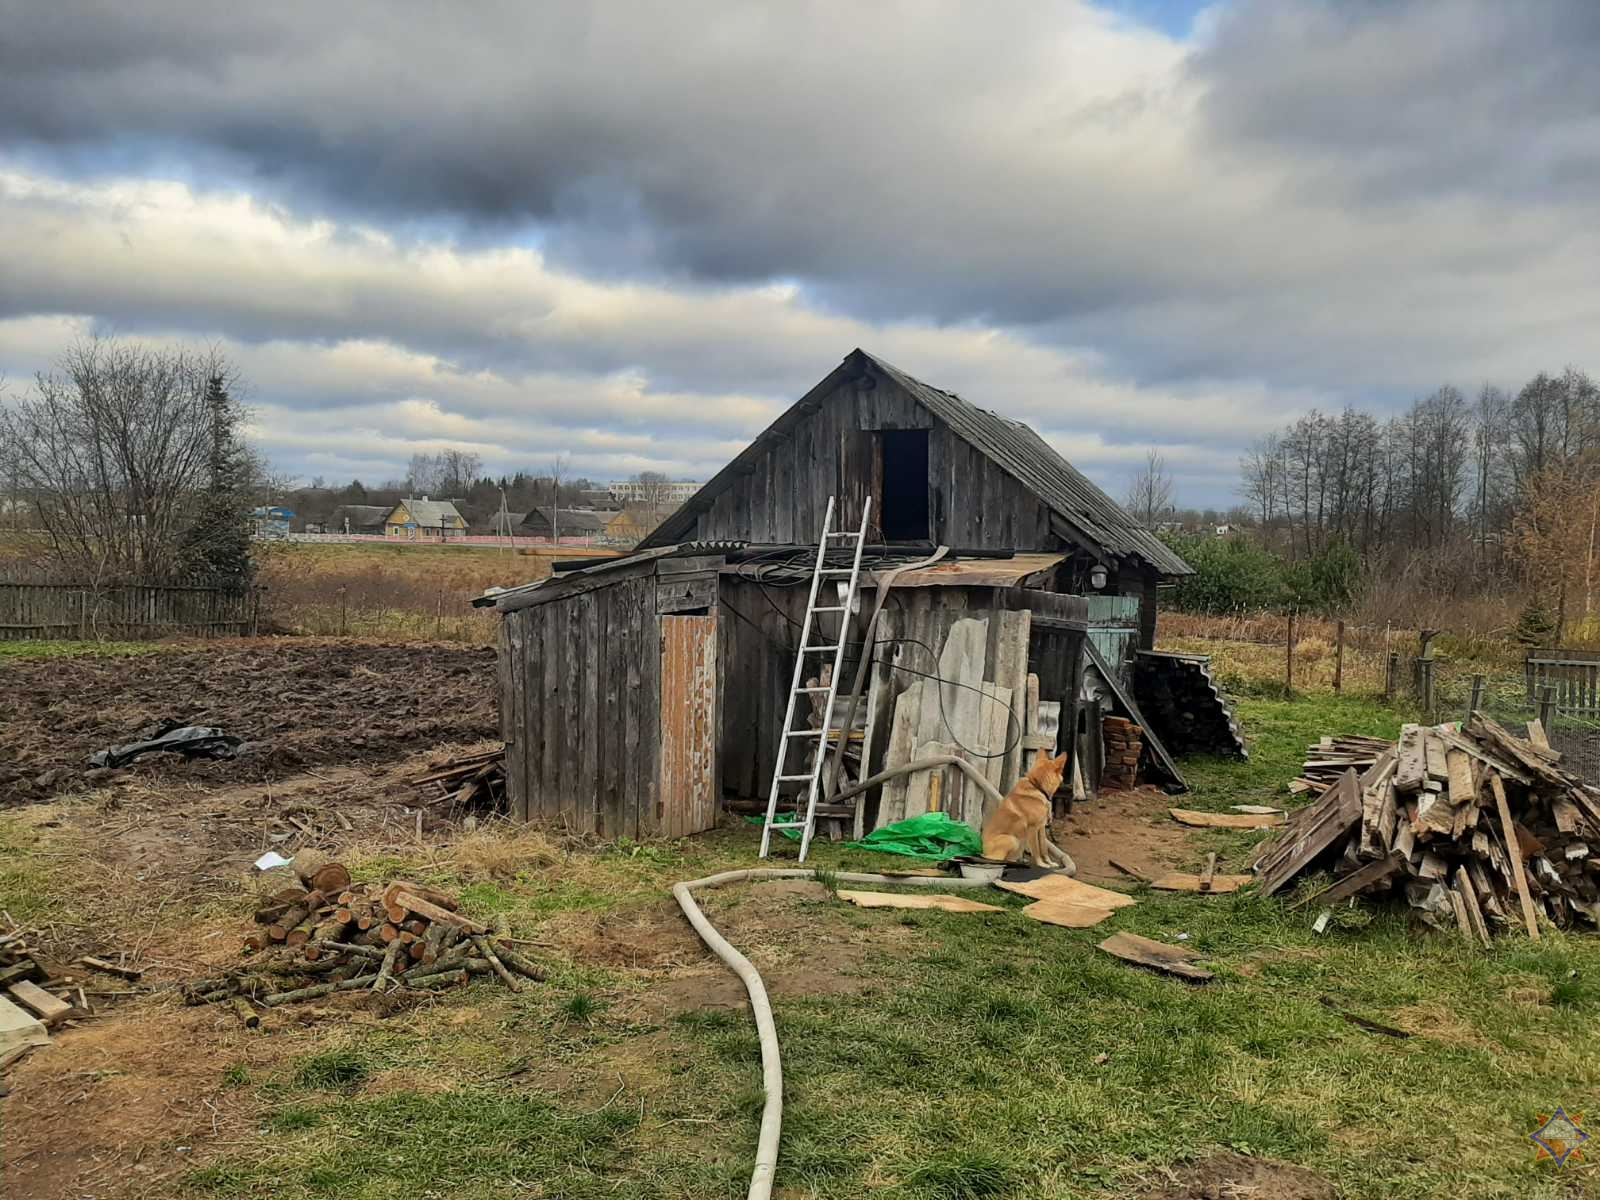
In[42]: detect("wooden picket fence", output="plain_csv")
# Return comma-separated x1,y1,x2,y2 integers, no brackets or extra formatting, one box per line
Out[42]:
0,573,260,642
1526,647,1600,718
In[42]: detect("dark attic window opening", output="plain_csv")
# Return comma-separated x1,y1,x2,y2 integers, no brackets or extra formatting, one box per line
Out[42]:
879,429,930,542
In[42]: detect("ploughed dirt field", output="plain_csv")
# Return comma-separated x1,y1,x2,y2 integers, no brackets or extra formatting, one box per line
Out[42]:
0,640,498,804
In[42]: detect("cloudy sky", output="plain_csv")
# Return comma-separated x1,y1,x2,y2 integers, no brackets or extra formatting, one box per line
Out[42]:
1,1,1595,507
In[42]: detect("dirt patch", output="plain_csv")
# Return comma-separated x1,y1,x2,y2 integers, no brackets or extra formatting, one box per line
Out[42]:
1138,1154,1339,1200
1,1003,276,1200
1,639,497,804
1053,785,1208,883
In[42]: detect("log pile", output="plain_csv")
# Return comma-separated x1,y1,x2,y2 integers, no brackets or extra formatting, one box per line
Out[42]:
187,864,542,1019
1258,713,1600,941
407,747,507,814
1100,717,1143,791
1287,734,1393,794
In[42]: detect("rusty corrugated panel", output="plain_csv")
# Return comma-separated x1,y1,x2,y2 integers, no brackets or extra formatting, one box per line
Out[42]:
658,614,719,837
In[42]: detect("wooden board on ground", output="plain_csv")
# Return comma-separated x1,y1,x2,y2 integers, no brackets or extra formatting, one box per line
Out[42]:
1148,873,1254,894
1170,808,1285,829
1096,932,1213,982
996,875,1136,909
1021,899,1119,928
836,890,1003,913
0,995,51,1055
5,979,70,1028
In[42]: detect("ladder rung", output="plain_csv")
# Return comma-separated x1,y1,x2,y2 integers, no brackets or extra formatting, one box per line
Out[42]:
796,686,830,693
801,644,838,653
811,605,847,613
825,531,861,539
819,569,856,577
768,821,808,829
776,774,814,782
784,728,824,739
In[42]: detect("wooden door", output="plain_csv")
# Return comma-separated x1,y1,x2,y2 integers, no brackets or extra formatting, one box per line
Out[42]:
657,614,719,837
838,430,885,543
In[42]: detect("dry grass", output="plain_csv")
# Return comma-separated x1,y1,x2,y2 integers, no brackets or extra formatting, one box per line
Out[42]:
255,542,575,643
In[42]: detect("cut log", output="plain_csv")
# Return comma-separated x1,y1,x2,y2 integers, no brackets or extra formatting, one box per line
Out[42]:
77,956,142,981
1169,808,1284,829
390,891,486,934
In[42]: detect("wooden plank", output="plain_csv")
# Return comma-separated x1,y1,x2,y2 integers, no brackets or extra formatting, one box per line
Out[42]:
837,890,1003,913
1148,873,1253,894
1289,853,1404,909
1096,932,1213,982
995,875,1136,909
659,614,719,838
978,681,1011,801
598,589,625,838
1394,725,1427,790
994,609,1030,795
1490,773,1541,940
876,681,923,828
1020,899,1119,928
540,601,563,825
563,591,586,833
1454,866,1492,947
1257,769,1364,896
1445,748,1475,808
578,592,601,837
7,979,72,1027
0,995,51,1055
1527,718,1551,751
1170,809,1285,829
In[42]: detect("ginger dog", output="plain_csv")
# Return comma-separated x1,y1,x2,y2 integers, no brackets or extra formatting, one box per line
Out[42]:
980,748,1076,872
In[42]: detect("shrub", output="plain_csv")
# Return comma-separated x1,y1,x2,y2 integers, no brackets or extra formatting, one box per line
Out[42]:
1162,533,1286,614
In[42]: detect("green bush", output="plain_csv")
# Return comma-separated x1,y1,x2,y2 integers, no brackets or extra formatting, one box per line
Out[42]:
1161,533,1286,614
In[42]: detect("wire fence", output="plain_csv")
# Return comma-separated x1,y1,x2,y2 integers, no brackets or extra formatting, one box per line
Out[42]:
1158,609,1600,782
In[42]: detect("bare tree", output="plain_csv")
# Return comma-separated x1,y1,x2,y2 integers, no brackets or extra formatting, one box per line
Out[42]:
1124,449,1175,526
547,453,570,544
0,338,250,579
631,470,673,521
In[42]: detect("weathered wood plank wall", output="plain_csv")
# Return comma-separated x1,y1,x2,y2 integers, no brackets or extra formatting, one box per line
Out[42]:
690,375,1055,553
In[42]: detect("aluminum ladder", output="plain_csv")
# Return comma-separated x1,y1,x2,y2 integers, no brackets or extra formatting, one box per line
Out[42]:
758,495,872,861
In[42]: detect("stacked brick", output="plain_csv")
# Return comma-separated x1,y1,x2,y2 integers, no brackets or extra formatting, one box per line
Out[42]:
1101,716,1143,791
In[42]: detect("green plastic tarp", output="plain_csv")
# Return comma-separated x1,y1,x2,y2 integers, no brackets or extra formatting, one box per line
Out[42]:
845,812,983,860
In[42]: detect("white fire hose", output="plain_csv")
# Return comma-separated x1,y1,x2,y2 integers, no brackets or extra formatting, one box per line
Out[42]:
671,865,995,1200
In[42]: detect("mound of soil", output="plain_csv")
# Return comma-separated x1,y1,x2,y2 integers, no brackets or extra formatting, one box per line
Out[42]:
1,640,497,802
1140,1154,1338,1200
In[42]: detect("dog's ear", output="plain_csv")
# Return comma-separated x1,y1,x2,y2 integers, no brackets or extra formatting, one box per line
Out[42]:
1031,747,1051,770
1052,751,1068,772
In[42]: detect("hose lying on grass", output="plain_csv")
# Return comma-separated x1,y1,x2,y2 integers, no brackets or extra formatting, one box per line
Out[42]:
671,866,994,1200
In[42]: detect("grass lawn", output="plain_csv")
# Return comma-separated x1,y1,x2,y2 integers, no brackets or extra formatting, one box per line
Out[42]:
143,691,1600,1200
0,637,173,660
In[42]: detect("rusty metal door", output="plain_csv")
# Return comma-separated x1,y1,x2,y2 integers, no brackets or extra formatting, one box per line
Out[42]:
658,614,719,837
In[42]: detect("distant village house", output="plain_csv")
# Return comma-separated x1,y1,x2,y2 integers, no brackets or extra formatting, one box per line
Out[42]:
385,497,467,539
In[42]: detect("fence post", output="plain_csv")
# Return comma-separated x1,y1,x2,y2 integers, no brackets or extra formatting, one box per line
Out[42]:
1419,659,1435,718
1385,652,1399,702
1540,684,1558,731
1285,610,1295,692
1468,674,1485,723
1333,619,1345,694
339,586,348,638
435,582,444,641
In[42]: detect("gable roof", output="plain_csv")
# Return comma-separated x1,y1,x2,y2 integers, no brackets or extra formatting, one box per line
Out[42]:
643,349,1191,576
330,503,391,528
393,498,465,527
521,505,609,534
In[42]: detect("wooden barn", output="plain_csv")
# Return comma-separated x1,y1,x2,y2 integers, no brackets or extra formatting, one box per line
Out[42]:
482,349,1242,839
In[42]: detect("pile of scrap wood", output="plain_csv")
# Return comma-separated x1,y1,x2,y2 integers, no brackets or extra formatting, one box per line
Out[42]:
1256,713,1600,941
0,923,143,1066
1287,734,1393,794
187,863,542,1020
408,746,506,814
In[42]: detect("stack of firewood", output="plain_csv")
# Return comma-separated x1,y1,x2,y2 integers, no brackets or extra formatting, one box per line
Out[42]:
1100,717,1143,791
1287,734,1393,794
1257,713,1600,941
408,747,507,814
186,864,542,1020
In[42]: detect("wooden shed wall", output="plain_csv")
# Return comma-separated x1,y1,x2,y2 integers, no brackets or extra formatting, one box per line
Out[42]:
688,374,1056,552
500,575,660,838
